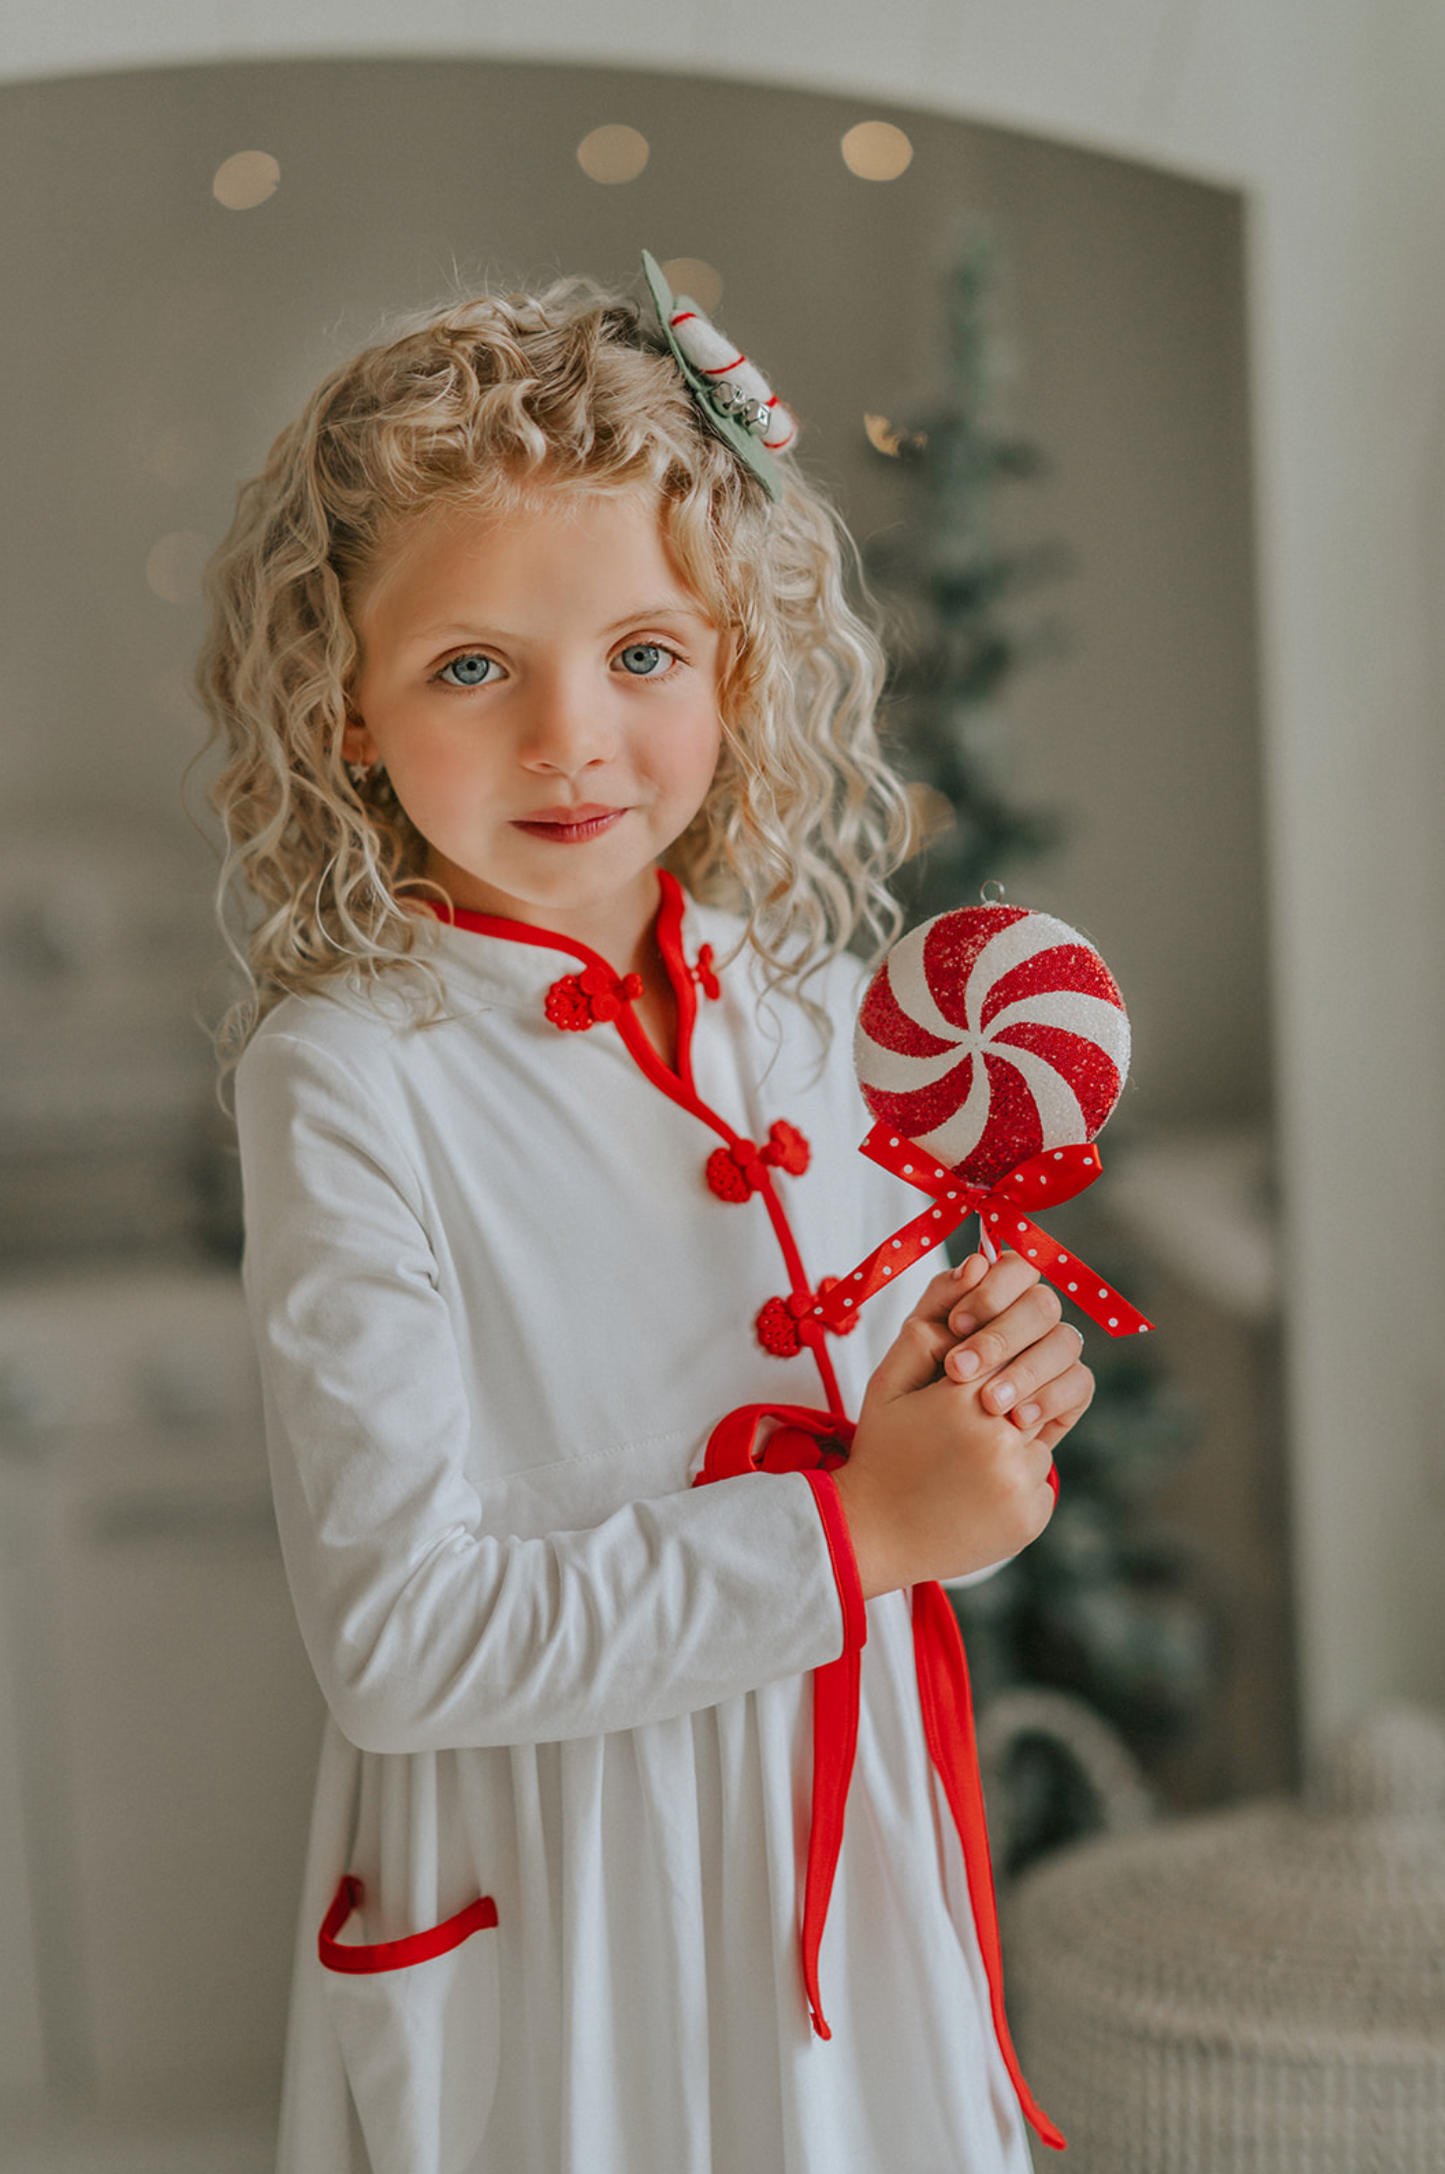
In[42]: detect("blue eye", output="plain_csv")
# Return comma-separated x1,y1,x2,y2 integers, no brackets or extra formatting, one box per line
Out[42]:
617,643,670,678
438,653,499,687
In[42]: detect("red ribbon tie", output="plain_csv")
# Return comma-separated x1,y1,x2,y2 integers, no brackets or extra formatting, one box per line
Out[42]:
812,1124,1151,1339
692,1402,1064,2150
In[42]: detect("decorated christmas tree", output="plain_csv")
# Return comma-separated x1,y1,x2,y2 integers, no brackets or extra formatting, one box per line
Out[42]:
867,236,1211,1870
865,232,1062,923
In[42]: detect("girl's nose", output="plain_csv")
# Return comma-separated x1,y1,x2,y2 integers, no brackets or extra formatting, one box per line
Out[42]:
519,670,614,773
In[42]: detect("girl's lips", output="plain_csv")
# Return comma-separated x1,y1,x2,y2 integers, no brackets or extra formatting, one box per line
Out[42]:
511,806,626,843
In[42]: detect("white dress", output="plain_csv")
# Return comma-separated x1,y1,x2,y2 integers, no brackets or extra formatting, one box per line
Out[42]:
236,875,1046,2174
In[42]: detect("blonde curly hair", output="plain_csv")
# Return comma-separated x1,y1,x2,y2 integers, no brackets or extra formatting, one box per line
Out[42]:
200,276,913,1064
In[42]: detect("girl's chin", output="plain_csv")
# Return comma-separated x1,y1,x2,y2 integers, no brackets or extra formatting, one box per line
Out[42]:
423,849,662,928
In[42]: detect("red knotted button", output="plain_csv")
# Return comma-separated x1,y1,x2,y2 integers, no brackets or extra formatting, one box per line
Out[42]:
767,1120,810,1176
705,1120,811,1202
545,967,644,1032
755,1278,860,1357
706,1144,761,1202
691,943,722,1001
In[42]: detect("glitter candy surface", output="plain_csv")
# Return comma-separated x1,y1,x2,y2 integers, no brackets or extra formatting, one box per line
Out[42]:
854,905,1130,1188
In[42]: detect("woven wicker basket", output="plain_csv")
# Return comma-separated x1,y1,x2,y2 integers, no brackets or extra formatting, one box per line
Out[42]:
1000,1703,1445,2172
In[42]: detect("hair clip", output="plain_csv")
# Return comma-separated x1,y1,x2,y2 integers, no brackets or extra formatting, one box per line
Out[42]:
642,251,797,502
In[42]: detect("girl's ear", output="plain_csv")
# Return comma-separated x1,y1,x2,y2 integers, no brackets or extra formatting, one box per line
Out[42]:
340,711,377,766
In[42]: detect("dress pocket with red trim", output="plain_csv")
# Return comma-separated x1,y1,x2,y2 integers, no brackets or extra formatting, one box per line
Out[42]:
318,1874,501,2174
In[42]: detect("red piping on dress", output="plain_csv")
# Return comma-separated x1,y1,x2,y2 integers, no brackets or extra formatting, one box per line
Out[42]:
431,873,843,1415
427,875,1063,2152
692,1403,1064,2151
319,1874,498,1974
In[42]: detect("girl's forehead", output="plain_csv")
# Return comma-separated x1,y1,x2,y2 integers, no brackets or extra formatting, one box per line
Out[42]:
418,476,660,540
353,484,712,633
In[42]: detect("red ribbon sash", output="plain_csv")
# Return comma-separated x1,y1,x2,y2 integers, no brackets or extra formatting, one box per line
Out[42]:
694,1403,1065,2155
807,1121,1151,1339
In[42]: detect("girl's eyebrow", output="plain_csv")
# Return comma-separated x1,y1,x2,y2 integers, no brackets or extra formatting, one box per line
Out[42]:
407,600,712,647
406,604,708,652
602,599,711,631
409,622,508,644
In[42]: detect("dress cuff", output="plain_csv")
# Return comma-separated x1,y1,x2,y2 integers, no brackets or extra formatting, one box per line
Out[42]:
802,1469,868,1658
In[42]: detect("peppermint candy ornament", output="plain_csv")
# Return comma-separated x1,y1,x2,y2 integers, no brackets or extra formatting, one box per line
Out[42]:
854,904,1131,1189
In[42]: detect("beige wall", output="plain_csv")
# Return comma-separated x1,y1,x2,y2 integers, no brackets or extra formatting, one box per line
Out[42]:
0,61,1262,1129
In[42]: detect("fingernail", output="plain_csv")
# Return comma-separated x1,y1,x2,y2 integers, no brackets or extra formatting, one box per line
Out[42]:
949,1311,976,1338
990,1380,1016,1412
1018,1402,1041,1426
953,1348,981,1379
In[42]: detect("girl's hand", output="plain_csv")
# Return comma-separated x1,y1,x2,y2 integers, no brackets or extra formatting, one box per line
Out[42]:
943,1250,1094,1451
834,1254,1093,1599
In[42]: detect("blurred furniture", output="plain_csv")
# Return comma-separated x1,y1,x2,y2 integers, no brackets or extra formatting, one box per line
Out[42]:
0,814,224,1266
0,1268,322,2138
1002,1703,1445,2171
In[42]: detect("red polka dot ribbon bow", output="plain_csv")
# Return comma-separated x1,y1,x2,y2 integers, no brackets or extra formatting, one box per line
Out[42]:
810,1121,1152,1337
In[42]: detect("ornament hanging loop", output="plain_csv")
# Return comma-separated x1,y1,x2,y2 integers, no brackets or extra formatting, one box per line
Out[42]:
979,878,1007,905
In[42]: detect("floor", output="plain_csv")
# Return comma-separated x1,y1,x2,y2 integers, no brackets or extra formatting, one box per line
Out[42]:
0,2106,275,2174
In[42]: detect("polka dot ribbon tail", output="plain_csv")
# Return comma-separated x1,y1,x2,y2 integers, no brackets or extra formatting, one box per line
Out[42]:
812,1123,1152,1337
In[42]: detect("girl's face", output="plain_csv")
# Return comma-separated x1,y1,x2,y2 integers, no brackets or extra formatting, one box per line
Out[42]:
345,489,725,953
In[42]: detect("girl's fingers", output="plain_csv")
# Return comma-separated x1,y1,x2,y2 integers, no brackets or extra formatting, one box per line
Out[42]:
1031,1369,1095,1451
912,1253,988,1325
1038,1405,1089,1452
946,1316,1085,1416
947,1250,1043,1341
971,1322,1087,1417
879,1263,991,1395
944,1281,1064,1392
1002,1354,1094,1433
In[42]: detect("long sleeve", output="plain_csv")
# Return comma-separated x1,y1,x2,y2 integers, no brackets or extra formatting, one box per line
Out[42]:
236,1025,861,1758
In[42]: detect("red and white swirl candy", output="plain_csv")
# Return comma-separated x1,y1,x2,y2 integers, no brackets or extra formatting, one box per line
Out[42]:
665,302,799,452
854,904,1130,1189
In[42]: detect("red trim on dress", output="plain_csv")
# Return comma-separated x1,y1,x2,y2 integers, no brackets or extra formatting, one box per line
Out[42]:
431,874,844,1413
424,876,1062,2148
802,1470,866,1656
911,1585,1066,2152
318,1874,498,1975
697,1398,1064,2149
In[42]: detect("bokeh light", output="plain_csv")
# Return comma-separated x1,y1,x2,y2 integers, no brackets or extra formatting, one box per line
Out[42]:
576,126,650,184
212,150,281,209
660,257,723,314
145,531,210,605
904,782,956,858
864,412,927,457
841,122,914,181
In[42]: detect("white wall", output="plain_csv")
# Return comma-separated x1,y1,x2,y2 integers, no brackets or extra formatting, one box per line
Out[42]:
7,0,1444,1751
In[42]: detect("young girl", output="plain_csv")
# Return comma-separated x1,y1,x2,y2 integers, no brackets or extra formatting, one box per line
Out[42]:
201,266,1090,2174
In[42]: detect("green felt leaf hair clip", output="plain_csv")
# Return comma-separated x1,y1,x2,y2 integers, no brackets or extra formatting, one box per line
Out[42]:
642,250,797,502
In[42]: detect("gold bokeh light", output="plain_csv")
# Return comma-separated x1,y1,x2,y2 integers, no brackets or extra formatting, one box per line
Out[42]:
864,413,928,458
659,258,723,314
576,126,650,185
841,122,914,181
212,150,281,210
